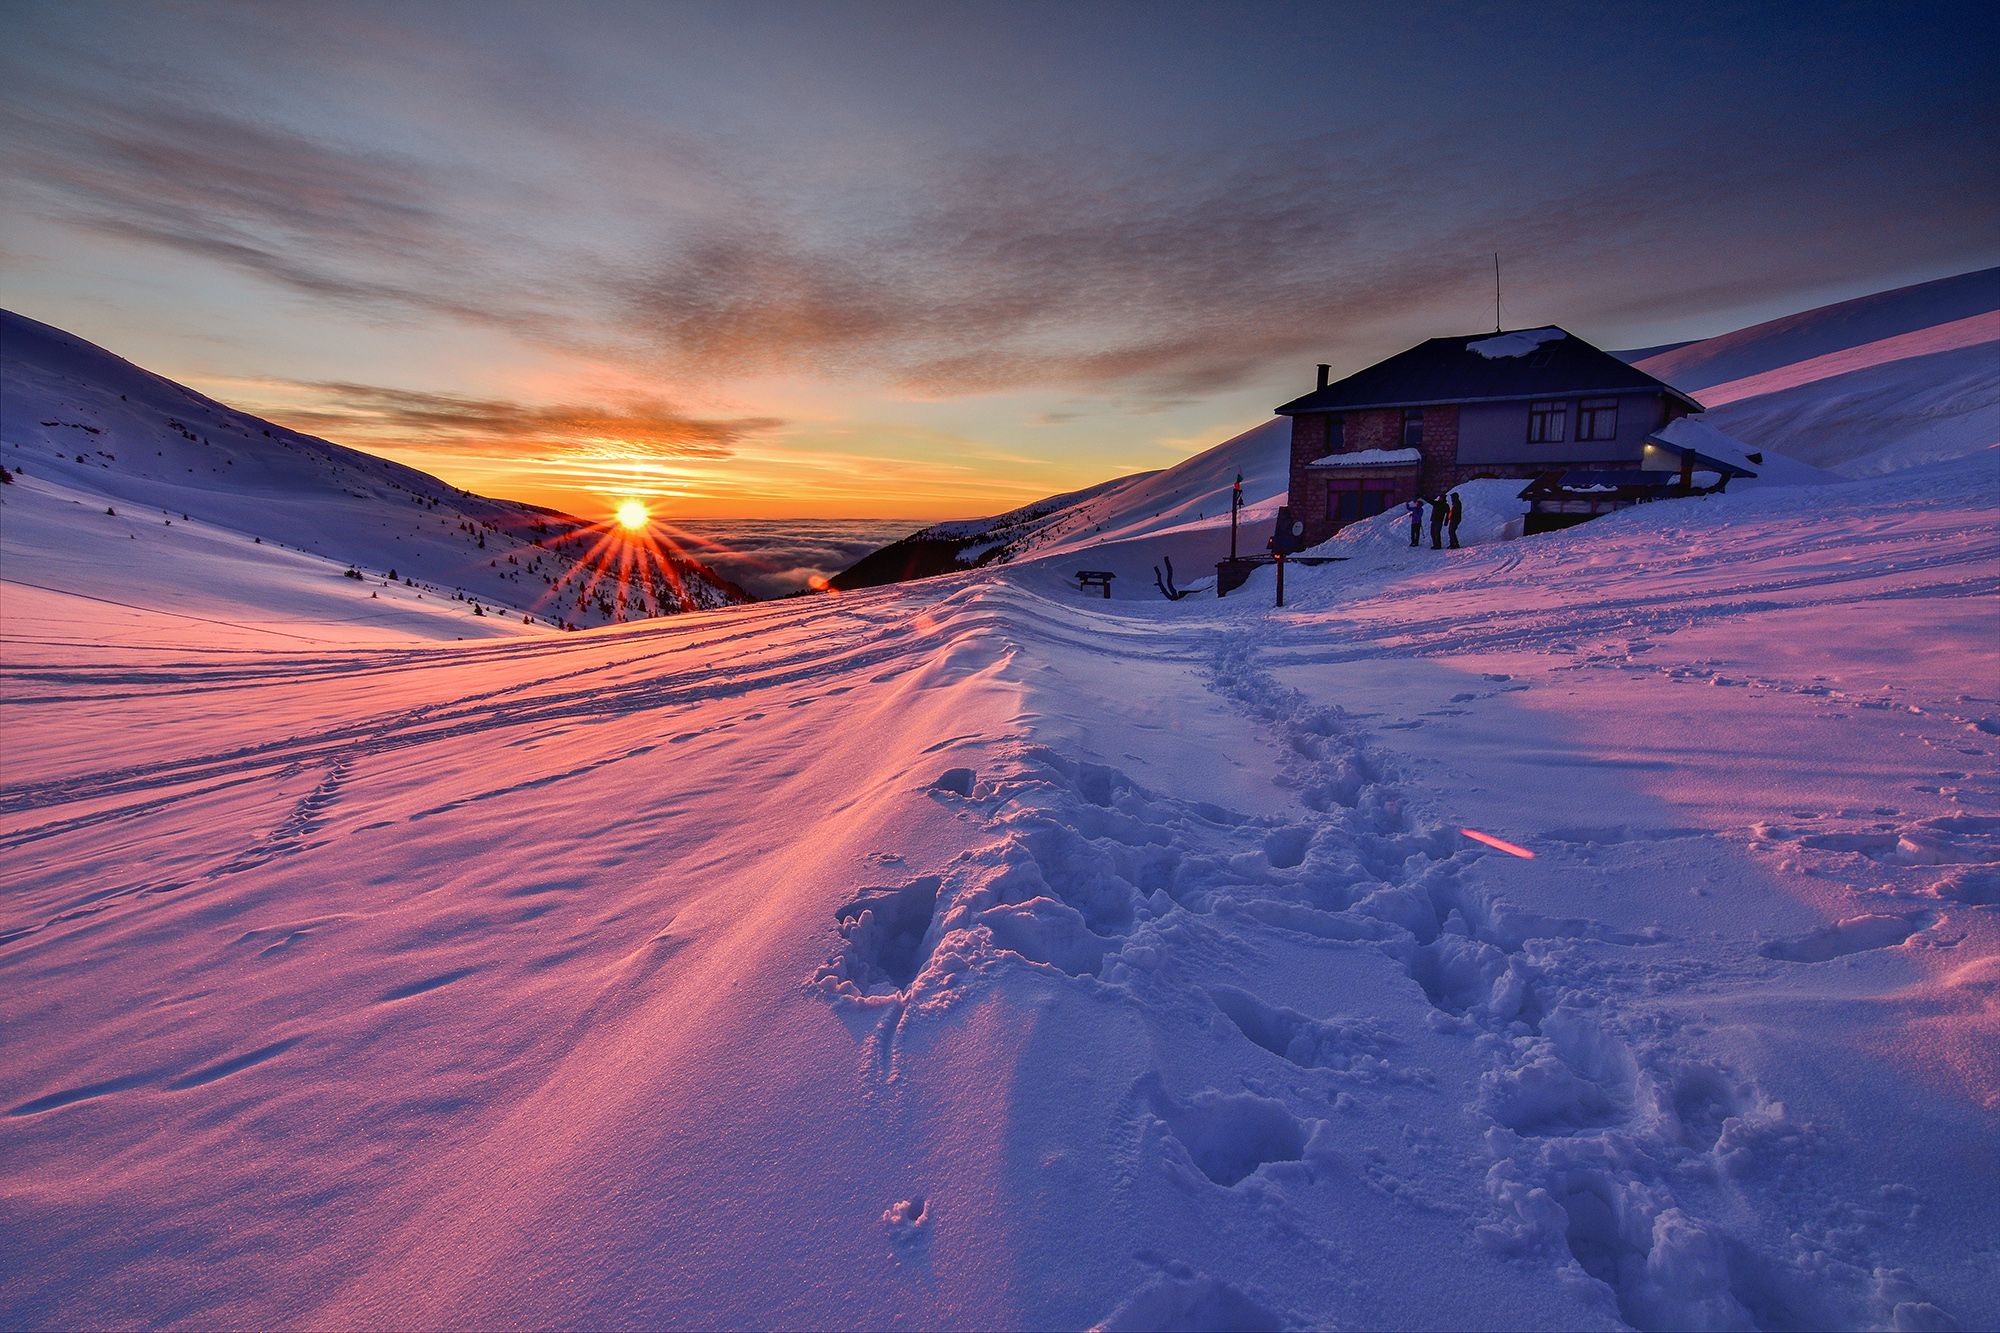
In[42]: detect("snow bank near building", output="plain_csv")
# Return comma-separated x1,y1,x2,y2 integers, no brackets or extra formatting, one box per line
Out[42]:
1303,477,1528,562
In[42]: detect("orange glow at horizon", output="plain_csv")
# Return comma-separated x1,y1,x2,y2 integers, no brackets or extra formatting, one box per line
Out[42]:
1460,828,1536,859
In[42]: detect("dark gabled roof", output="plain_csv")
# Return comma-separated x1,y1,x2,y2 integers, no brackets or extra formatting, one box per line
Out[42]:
1277,327,1702,415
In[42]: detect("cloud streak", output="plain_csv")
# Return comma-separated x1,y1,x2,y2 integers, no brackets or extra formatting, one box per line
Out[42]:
218,379,784,512
0,91,565,338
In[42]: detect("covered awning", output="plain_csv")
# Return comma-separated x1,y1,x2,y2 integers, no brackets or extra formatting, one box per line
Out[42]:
1643,416,1760,479
1518,468,1684,503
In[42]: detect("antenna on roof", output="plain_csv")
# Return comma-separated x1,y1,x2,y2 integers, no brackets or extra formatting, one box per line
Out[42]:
1493,252,1502,333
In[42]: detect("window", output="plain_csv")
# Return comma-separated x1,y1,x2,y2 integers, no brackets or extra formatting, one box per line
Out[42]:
1403,409,1424,449
1528,400,1567,444
1328,478,1398,525
1578,398,1619,442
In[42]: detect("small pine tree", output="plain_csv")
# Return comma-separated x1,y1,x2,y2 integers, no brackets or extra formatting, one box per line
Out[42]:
106,506,116,515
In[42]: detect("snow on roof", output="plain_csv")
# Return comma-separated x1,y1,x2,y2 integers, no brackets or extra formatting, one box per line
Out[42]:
1306,447,1422,468
1650,414,1761,471
1466,327,1565,359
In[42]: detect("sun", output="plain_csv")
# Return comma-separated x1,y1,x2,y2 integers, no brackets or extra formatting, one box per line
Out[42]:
615,499,649,532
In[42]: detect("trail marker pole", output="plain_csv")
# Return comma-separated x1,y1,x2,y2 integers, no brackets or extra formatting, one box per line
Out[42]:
1229,471,1243,561
1275,553,1286,608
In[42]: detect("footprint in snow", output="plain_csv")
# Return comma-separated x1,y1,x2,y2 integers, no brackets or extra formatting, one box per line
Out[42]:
1758,911,1933,963
882,1196,928,1249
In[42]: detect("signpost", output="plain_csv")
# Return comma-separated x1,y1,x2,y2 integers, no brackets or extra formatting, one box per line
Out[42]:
1270,507,1305,608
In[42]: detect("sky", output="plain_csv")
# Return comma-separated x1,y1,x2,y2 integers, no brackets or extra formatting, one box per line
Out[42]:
3,1,1996,521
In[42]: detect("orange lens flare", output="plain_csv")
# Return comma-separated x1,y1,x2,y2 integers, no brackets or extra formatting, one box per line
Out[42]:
1460,828,1536,859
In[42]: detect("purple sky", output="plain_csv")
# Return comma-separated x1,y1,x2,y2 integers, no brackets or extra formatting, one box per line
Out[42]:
4,1,1995,518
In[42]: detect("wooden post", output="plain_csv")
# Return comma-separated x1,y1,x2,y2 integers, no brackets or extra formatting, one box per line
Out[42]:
1230,471,1242,561
1275,553,1286,608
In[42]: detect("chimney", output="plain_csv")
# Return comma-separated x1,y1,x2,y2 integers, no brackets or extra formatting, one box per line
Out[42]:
1316,363,1330,391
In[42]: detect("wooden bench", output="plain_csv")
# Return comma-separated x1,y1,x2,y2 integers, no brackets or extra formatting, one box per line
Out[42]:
1075,569,1115,598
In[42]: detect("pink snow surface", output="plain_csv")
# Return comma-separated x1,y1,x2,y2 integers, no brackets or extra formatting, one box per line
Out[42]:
1683,310,2000,408
4,453,1998,1329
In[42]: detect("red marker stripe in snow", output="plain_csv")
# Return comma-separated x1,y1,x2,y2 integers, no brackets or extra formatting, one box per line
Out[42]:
1460,828,1535,859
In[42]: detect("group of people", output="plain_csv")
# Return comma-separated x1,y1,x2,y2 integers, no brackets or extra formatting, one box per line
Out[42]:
1407,491,1463,549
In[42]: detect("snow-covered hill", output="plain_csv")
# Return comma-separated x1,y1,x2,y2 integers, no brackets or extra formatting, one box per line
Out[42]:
1,311,748,630
1632,267,2000,475
4,445,1995,1329
831,418,1291,592
836,269,1994,599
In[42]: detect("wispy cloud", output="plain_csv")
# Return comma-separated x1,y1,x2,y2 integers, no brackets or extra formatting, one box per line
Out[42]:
227,378,781,473
0,91,562,337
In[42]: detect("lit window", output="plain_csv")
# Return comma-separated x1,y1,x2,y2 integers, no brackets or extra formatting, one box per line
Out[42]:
1578,398,1618,442
1528,400,1567,444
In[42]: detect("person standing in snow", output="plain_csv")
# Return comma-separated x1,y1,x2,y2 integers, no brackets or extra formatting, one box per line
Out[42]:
1406,497,1423,547
1429,493,1447,550
1448,491,1464,549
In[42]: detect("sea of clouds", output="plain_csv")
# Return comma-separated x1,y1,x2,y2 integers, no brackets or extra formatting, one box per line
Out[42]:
667,519,930,599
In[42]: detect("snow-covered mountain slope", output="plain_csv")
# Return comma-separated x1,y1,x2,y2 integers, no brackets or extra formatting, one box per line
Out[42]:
1,311,749,628
836,268,1994,599
4,450,1996,1329
832,418,1290,591
1,472,542,645
1632,268,2000,475
828,474,1138,589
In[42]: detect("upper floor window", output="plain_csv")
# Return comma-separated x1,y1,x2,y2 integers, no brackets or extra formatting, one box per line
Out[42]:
1403,409,1424,449
1528,400,1567,444
1578,398,1619,442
